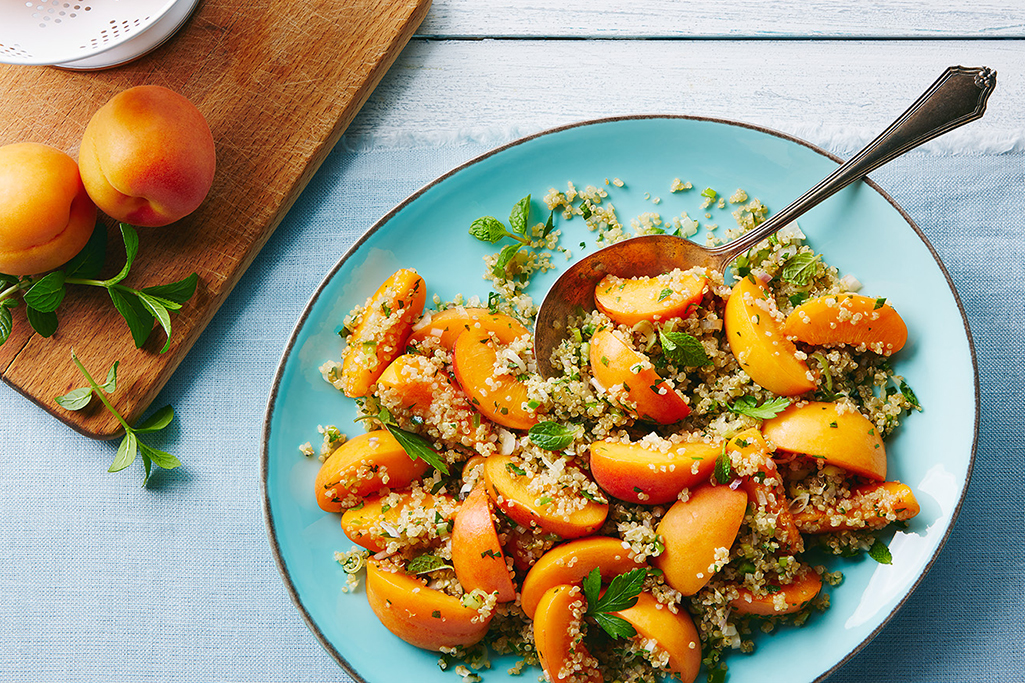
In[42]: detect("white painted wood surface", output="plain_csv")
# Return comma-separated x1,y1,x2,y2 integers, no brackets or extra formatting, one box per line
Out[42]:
417,0,1025,37
349,40,1024,143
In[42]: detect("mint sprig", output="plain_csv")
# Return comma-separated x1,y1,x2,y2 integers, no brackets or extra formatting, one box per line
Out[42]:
659,329,711,367
528,421,580,451
57,351,182,485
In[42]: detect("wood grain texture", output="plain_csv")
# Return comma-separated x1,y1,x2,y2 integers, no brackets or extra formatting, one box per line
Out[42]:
348,40,1024,139
417,0,1025,38
0,0,431,439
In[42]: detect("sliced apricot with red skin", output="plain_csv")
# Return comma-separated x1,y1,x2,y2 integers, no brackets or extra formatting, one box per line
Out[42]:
314,430,429,512
453,329,539,431
612,592,701,683
589,438,719,505
731,564,822,616
409,307,528,349
724,275,816,396
451,487,517,602
784,293,907,353
762,401,886,480
729,429,803,554
595,271,707,327
533,585,602,683
341,269,426,397
365,559,492,651
340,492,457,552
520,536,647,619
794,480,919,533
653,482,747,596
483,454,608,540
589,328,690,424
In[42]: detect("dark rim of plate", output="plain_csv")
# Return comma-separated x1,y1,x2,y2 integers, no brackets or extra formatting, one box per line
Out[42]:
259,114,980,683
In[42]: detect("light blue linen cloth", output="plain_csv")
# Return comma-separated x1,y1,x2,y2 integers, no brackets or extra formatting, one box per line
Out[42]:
0,135,1021,682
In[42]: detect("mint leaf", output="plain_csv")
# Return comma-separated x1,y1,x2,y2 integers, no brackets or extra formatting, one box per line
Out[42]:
109,431,138,472
868,537,893,565
729,396,791,420
540,210,555,238
491,243,521,278
659,330,710,367
137,291,173,353
384,423,450,476
406,554,451,575
528,421,578,451
141,272,199,305
55,386,93,411
135,405,174,433
469,216,507,244
63,221,106,279
24,272,66,313
106,224,139,286
138,442,182,470
899,379,921,410
714,446,733,485
781,252,820,286
873,297,887,310
509,195,530,235
100,361,118,393
108,287,153,348
0,305,12,346
25,307,58,337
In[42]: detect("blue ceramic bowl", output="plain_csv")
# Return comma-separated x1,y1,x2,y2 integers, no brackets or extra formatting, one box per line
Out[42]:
262,116,977,683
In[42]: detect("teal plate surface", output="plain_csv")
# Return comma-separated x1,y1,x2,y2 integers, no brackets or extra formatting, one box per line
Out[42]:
262,116,977,683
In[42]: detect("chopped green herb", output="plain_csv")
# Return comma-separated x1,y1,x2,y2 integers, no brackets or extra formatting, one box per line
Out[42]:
406,554,451,575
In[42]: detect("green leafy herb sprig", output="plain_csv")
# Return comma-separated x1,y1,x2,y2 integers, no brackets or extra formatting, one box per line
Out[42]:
728,396,791,420
468,195,556,278
0,223,198,352
57,350,182,485
582,567,647,639
358,406,450,475
659,330,711,368
528,420,580,451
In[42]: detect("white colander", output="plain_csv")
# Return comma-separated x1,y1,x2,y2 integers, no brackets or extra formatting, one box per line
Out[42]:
0,0,199,69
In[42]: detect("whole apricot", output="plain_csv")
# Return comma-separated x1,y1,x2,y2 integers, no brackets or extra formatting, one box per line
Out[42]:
0,142,96,275
78,85,216,227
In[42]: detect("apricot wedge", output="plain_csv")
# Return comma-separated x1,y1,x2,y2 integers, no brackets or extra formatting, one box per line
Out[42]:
731,564,822,616
794,481,919,533
724,275,816,396
453,329,539,430
589,328,690,424
783,293,907,354
483,454,608,540
589,437,719,505
520,536,647,619
451,486,517,602
314,430,429,512
533,585,602,683
341,492,458,552
341,269,427,397
762,401,886,480
377,353,487,450
729,429,803,555
595,270,707,327
612,592,701,683
653,482,747,596
409,307,528,349
366,559,492,651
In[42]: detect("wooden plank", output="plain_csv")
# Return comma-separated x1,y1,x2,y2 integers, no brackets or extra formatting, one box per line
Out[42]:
417,0,1025,38
0,0,431,439
348,39,1025,140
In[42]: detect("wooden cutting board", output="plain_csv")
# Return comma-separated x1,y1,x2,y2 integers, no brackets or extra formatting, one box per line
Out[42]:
0,0,431,439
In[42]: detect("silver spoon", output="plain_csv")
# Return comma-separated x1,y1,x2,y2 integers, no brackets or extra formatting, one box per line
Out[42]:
534,65,996,377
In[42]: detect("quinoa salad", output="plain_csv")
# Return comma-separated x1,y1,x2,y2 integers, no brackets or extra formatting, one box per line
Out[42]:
302,177,922,683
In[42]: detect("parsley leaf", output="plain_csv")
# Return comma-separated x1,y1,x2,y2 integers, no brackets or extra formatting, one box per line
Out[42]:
781,252,821,286
589,567,647,613
593,612,637,639
528,421,579,451
729,395,791,420
659,330,711,367
868,537,893,565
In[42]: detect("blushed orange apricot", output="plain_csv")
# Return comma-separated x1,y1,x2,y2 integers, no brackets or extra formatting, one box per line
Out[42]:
340,492,457,552
409,307,528,349
784,293,907,354
589,438,719,505
794,481,919,533
589,328,690,424
595,270,707,327
520,536,647,619
451,486,517,602
452,329,539,430
314,430,429,512
365,559,493,651
724,275,816,396
612,592,701,683
729,429,803,555
533,585,602,683
762,401,886,480
342,269,427,397
653,482,747,596
730,564,822,616
483,454,608,540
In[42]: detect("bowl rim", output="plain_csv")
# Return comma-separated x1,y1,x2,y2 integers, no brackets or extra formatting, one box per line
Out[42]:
259,113,980,683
